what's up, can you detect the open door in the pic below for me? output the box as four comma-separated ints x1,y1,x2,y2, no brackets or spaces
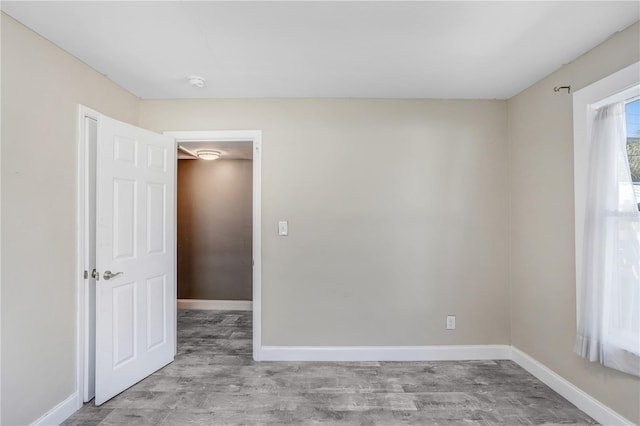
95,114,175,405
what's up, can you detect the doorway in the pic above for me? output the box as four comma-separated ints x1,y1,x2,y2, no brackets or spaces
176,141,253,311
165,131,262,361
76,113,263,407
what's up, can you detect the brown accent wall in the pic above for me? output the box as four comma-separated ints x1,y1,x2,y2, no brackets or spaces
177,159,252,300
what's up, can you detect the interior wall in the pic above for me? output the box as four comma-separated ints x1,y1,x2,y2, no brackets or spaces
507,22,640,424
177,159,253,301
0,13,140,425
140,98,510,347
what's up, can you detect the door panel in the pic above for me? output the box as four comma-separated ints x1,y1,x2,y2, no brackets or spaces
95,115,175,405
147,275,167,350
113,179,136,259
147,183,166,254
112,281,136,367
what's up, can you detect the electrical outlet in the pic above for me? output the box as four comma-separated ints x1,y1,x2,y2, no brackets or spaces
446,315,456,330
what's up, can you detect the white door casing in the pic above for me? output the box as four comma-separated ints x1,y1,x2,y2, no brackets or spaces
95,115,176,405
164,130,262,360
83,116,98,402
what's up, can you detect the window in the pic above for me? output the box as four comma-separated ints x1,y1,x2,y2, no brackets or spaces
573,63,640,377
607,98,640,356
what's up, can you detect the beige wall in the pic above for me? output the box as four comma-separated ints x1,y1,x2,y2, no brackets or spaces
177,159,253,301
0,14,140,425
507,22,640,424
140,98,511,346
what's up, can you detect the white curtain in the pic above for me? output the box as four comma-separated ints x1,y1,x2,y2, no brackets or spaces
575,102,640,377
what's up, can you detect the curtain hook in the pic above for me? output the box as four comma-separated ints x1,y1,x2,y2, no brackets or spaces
554,86,571,94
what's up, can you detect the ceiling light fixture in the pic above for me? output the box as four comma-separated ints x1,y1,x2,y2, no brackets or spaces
197,150,220,161
188,75,206,88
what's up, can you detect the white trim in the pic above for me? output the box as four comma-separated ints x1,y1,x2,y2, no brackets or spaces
75,105,100,412
31,392,79,426
164,130,263,361
163,130,260,143
511,347,633,426
572,62,640,321
177,299,252,311
259,345,511,362
0,61,2,422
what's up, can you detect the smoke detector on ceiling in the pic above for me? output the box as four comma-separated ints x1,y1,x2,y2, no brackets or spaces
188,75,206,88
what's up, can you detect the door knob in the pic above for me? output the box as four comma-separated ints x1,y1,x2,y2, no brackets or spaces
103,270,123,280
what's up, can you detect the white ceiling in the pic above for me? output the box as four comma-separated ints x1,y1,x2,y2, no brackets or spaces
2,1,638,100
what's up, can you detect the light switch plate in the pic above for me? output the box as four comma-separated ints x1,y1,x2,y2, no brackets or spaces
446,315,456,330
278,220,288,236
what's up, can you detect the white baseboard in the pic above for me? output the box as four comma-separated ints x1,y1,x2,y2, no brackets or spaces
259,345,511,362
177,299,252,311
31,392,79,426
511,347,633,426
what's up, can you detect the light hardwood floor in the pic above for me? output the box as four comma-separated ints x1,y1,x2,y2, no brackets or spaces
63,310,597,425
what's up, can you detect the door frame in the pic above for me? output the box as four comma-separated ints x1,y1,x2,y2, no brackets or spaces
76,122,264,409
75,105,100,410
166,130,262,360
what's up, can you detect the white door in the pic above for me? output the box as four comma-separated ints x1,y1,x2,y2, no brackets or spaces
95,114,175,405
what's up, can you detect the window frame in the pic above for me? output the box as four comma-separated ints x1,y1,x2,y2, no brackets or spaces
572,61,640,322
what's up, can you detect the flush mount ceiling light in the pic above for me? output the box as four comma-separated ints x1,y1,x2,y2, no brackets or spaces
197,150,220,161
188,75,206,88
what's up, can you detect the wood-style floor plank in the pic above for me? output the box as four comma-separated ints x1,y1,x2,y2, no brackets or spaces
64,310,597,425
